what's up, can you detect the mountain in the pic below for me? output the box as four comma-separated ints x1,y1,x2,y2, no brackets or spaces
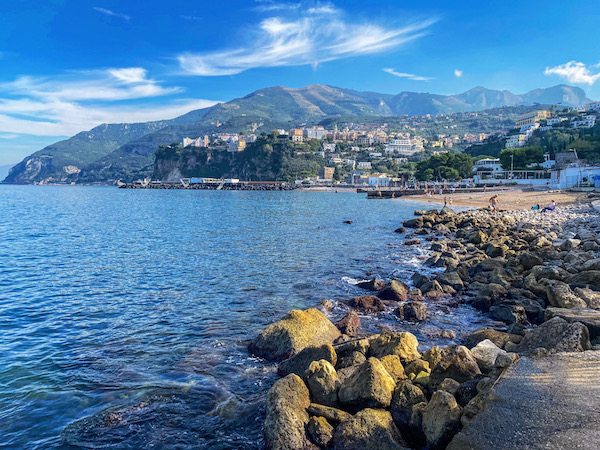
3,84,593,184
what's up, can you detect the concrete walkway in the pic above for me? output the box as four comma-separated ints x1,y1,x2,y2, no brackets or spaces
448,351,600,450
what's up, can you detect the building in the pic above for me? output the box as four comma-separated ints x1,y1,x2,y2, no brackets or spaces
368,174,390,187
519,122,539,134
322,142,336,152
474,158,503,173
290,128,304,142
572,117,596,128
227,140,246,152
585,102,600,112
505,134,528,148
357,161,372,169
319,167,335,179
515,110,550,127
305,126,326,140
384,139,421,155
551,166,600,189
357,135,375,146
182,135,209,147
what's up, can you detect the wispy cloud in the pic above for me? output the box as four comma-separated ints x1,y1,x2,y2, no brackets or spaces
383,68,433,81
0,68,218,136
0,133,20,139
545,61,600,86
254,0,302,12
93,7,130,22
454,69,463,78
179,7,436,76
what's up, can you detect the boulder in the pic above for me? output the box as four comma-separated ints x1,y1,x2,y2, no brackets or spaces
559,238,581,251
395,301,427,322
485,243,506,258
390,380,427,427
422,390,463,448
404,359,430,378
545,307,600,340
348,295,386,313
574,287,600,310
567,270,600,289
332,408,408,450
519,252,544,270
336,351,366,369
264,374,316,450
454,376,485,407
507,316,591,356
335,338,370,356
338,357,396,410
411,273,430,289
582,259,600,272
394,227,406,234
335,311,361,336
278,344,337,377
422,346,443,369
430,346,481,389
305,360,341,407
307,416,334,448
318,299,334,312
403,218,424,228
436,271,464,291
405,239,422,246
250,308,341,361
307,403,352,424
544,280,587,309
357,278,386,291
439,378,461,395
368,330,421,363
467,229,487,245
378,280,408,302
380,354,406,383
489,301,527,324
469,339,507,373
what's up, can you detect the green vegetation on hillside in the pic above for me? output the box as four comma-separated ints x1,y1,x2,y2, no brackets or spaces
415,153,473,181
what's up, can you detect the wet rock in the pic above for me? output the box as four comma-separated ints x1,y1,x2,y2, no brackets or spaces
403,218,424,228
305,360,341,407
250,308,341,361
335,311,361,336
544,279,587,308
278,344,337,377
436,271,464,291
507,316,591,356
470,339,507,373
430,345,481,389
308,403,352,424
357,278,386,292
318,299,334,312
407,288,424,302
336,350,366,369
380,354,406,382
390,380,427,428
394,227,406,234
307,416,334,448
368,330,420,363
264,374,316,450
348,295,386,313
378,280,408,302
394,301,427,322
338,357,396,410
489,301,527,324
405,239,422,246
422,390,463,448
411,273,430,289
332,408,408,450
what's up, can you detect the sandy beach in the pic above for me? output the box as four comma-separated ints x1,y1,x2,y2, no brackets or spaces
397,187,591,210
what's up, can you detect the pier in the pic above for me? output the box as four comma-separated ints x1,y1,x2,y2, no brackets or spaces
119,180,295,191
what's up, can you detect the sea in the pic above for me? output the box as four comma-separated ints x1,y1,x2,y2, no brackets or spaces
0,186,493,448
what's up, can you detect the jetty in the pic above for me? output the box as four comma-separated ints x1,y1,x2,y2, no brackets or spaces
365,186,514,199
119,180,294,191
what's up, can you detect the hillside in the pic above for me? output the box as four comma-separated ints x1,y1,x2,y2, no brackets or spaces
3,84,593,184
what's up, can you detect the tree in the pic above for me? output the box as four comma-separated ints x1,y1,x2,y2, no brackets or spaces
499,146,544,170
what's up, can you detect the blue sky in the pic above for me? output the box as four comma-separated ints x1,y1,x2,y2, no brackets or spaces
1,0,599,165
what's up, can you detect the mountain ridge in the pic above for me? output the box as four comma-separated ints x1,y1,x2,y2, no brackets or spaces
3,83,593,184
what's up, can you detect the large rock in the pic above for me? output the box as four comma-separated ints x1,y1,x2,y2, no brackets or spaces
575,287,600,310
430,345,482,389
467,229,487,245
332,408,409,450
470,339,507,373
568,270,600,289
305,360,341,407
338,357,396,410
436,271,464,291
545,307,600,340
278,344,337,377
378,280,408,302
380,354,406,382
544,280,587,309
357,278,386,292
519,252,543,270
489,301,527,324
335,311,361,336
394,301,427,322
348,295,386,313
264,374,317,450
390,380,427,427
369,330,421,363
250,308,341,361
507,316,591,356
307,403,352,424
422,390,463,448
307,416,334,447
464,328,513,349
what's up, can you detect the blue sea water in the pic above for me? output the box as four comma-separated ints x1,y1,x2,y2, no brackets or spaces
0,186,490,448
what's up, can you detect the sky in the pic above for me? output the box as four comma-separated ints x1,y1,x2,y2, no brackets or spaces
1,0,599,165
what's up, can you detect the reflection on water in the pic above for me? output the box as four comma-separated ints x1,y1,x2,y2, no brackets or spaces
0,186,490,448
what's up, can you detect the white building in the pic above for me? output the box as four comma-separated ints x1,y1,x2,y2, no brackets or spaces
547,118,567,126
519,122,539,134
369,152,383,158
551,166,600,189
305,126,326,140
506,134,528,148
585,102,600,112
474,158,503,173
572,118,596,128
323,142,336,152
384,139,413,155
357,161,372,169
368,174,390,187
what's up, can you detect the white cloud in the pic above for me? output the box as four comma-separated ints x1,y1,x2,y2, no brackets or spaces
383,68,433,81
0,68,218,136
454,69,463,78
93,7,130,22
545,61,600,86
179,10,436,76
0,133,20,139
254,1,302,12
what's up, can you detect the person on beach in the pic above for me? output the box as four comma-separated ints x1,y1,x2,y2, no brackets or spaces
532,204,540,211
449,197,453,208
541,200,556,213
444,196,448,206
483,185,487,192
489,194,499,213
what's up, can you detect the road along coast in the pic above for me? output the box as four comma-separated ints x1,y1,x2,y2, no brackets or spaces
249,200,600,449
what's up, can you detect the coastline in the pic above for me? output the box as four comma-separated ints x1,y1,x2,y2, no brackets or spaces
251,195,600,449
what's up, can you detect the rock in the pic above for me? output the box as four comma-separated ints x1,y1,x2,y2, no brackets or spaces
489,301,527,324
545,307,600,340
250,308,341,361
509,316,591,356
506,322,526,336
470,339,506,373
407,288,424,302
338,357,396,410
436,271,464,291
368,330,421,363
464,328,515,349
422,390,463,448
319,299,334,312
430,345,482,389
378,280,408,302
348,295,386,313
582,259,600,272
559,238,581,251
307,416,334,448
574,287,600,310
332,408,408,450
455,376,485,407
305,360,341,407
439,378,461,395
390,380,427,427
544,280,587,309
357,278,386,292
404,359,430,378
411,273,430,289
394,227,406,234
403,217,424,228
485,243,506,258
409,402,428,434
307,403,352,424
380,355,406,382
519,252,543,270
264,374,316,450
405,238,422,246
567,270,600,289
335,311,361,336
395,301,427,322
336,351,366,369
335,338,370,356
494,351,518,369
467,229,487,245
422,346,443,369
278,344,337,377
